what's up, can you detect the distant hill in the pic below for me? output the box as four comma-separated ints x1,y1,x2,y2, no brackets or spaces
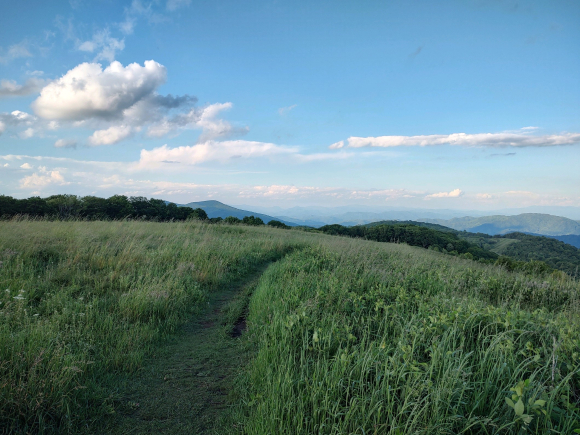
550,234,580,249
420,213,580,236
362,219,580,277
179,200,295,226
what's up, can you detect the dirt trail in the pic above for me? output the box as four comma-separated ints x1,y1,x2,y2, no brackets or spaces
102,264,270,434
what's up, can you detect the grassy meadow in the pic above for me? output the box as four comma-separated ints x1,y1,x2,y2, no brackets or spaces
0,220,308,433
230,239,580,434
1,220,579,434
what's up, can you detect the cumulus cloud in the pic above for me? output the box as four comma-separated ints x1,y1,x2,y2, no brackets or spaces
346,130,580,148
137,140,297,168
425,188,463,199
32,60,167,121
54,139,78,149
0,78,46,98
20,163,33,169
0,111,36,136
477,193,492,199
29,60,227,145
328,140,344,149
20,168,67,189
88,125,134,146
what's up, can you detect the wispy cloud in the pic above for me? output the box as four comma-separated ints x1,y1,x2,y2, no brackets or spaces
278,104,297,115
166,0,191,11
0,40,32,64
77,29,125,62
339,129,580,149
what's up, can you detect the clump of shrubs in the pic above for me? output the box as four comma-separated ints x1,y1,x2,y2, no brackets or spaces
267,220,290,229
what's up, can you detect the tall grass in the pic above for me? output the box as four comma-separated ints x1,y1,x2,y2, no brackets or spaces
3,221,579,434
0,220,307,433
233,237,580,434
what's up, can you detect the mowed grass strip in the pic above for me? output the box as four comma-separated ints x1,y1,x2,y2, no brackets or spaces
230,238,580,434
0,220,308,433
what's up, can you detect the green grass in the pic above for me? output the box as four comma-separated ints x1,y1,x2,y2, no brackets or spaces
1,221,579,434
0,220,308,433
229,238,580,434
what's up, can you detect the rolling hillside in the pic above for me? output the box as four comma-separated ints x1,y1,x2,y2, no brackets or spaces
420,213,580,236
362,219,580,277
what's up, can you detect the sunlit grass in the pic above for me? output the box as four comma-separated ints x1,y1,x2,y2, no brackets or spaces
0,220,308,433
232,239,580,434
2,220,579,434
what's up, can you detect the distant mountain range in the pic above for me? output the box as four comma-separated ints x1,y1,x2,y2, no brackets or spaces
179,200,295,226
419,213,580,237
175,200,580,250
229,204,580,227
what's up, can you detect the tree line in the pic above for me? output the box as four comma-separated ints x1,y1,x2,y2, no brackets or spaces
319,223,499,261
0,194,209,221
0,194,293,229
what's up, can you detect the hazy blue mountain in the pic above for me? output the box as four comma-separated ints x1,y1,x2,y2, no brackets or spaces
419,213,580,236
524,233,580,249
179,200,295,225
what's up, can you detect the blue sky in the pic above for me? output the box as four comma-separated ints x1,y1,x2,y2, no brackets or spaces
0,0,579,209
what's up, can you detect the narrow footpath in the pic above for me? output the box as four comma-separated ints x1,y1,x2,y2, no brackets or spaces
102,264,270,435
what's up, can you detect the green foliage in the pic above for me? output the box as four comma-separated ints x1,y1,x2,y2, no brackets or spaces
2,220,580,434
242,215,264,226
0,194,208,222
0,220,307,433
231,243,580,434
267,219,290,229
225,216,242,224
319,223,498,261
496,233,580,278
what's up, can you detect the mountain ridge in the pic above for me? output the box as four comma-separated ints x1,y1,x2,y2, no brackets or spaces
178,200,295,226
419,213,580,236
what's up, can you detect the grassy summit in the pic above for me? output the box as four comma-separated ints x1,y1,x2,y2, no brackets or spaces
1,220,579,434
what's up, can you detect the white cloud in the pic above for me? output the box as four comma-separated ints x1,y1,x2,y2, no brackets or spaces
20,163,33,169
32,60,167,121
54,139,78,149
0,78,46,98
166,0,191,11
328,140,344,149
77,29,125,62
88,125,133,146
476,193,492,199
20,169,66,189
0,110,36,131
137,140,297,168
147,102,248,141
347,130,580,148
425,188,462,199
19,128,35,139
0,110,61,138
278,104,297,115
